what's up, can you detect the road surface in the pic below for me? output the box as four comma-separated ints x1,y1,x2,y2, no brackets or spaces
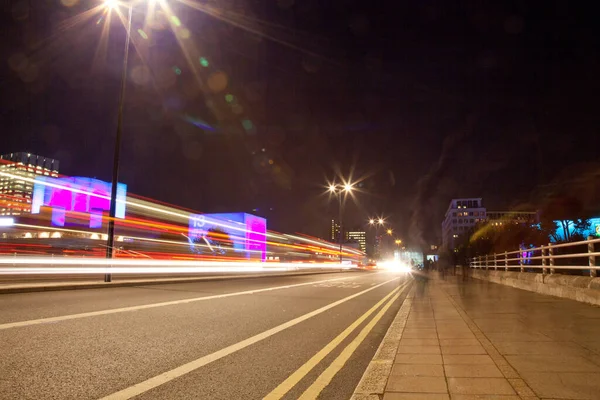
0,270,411,399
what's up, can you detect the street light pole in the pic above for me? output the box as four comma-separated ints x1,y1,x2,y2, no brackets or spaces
338,192,343,264
105,4,133,283
329,182,354,265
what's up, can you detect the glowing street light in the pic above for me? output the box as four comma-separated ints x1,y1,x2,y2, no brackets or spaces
387,229,393,235
368,216,385,259
103,0,118,9
326,179,356,264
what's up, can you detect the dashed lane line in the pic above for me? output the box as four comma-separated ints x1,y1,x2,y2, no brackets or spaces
98,277,401,400
0,275,363,331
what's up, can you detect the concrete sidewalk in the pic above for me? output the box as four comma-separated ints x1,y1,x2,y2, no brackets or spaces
353,273,600,399
0,270,345,294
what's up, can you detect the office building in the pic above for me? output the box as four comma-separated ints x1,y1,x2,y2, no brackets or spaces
0,152,59,216
330,219,340,241
346,230,367,253
442,198,540,250
487,211,538,225
442,198,486,250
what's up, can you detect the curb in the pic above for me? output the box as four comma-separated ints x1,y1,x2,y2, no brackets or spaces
350,282,414,399
0,270,348,294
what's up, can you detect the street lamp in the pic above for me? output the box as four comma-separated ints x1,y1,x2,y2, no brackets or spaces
387,228,393,235
104,0,134,282
327,181,354,264
368,216,385,259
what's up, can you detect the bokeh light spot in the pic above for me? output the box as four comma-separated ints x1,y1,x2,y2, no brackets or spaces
225,94,235,103
8,53,28,72
242,119,254,131
12,0,30,20
207,71,228,92
171,15,181,27
302,56,321,73
199,57,209,67
60,0,79,7
137,29,148,39
244,82,263,102
173,66,182,75
149,11,168,30
131,65,151,85
155,66,176,89
19,64,39,83
276,0,294,8
504,15,524,34
178,28,191,39
348,15,370,35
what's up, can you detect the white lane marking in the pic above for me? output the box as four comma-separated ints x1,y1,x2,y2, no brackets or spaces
98,277,401,400
263,281,409,399
0,275,357,331
313,281,362,289
299,285,403,399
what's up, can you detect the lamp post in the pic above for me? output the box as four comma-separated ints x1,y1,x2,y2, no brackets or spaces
104,0,134,282
328,182,354,264
368,217,385,259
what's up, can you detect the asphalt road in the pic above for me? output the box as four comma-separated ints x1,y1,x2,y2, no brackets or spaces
0,271,412,400
0,269,347,285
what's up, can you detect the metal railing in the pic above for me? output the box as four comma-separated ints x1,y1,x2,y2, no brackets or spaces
470,235,599,277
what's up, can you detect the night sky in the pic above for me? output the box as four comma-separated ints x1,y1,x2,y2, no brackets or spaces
1,0,598,247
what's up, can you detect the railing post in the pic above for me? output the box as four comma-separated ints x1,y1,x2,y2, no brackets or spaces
589,236,597,278
494,253,497,271
504,251,508,271
548,242,555,275
478,256,481,269
485,254,489,271
519,248,524,273
541,245,547,275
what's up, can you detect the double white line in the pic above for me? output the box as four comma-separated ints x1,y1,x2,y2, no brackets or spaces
100,277,408,400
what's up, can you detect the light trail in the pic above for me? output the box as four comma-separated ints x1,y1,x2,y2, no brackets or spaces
0,163,366,262
0,258,352,275
1,168,360,256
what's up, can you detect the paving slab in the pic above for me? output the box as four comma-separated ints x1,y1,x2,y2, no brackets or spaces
355,273,600,400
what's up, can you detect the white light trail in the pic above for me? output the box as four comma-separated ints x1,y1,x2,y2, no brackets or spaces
0,258,353,275
0,218,15,227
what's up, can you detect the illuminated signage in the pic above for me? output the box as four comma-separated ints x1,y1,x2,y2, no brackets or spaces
188,213,266,260
31,176,127,227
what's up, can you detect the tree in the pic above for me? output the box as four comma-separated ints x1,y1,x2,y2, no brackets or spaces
539,195,584,242
571,219,591,241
